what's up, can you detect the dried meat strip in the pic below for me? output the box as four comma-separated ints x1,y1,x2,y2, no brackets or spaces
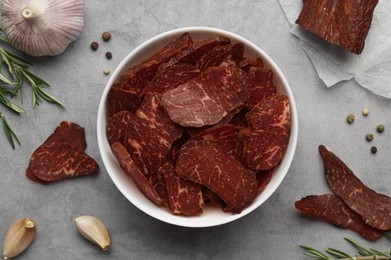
239,57,264,72
106,110,132,145
197,43,245,71
124,95,183,175
245,67,276,109
107,33,193,116
111,142,162,206
319,145,391,231
29,142,98,182
256,169,273,195
161,67,247,127
242,95,291,170
27,121,97,183
295,194,384,241
176,140,257,213
159,162,204,216
296,0,379,54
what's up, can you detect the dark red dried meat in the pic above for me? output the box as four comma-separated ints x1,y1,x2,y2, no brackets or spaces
256,169,273,195
27,121,97,183
245,67,276,109
295,194,384,241
107,33,193,116
239,57,264,72
197,43,244,71
176,140,257,213
159,162,203,215
242,95,291,170
142,63,200,99
319,145,391,231
192,124,242,158
29,142,98,182
161,67,247,127
106,110,132,145
296,0,379,54
124,95,183,175
111,142,162,206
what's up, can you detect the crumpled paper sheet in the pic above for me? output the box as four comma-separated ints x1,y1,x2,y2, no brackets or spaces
278,0,391,98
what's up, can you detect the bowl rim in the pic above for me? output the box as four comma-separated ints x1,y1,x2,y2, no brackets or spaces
97,26,298,228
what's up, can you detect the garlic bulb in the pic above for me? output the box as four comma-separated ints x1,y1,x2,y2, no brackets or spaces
74,215,111,251
1,0,84,56
2,218,36,259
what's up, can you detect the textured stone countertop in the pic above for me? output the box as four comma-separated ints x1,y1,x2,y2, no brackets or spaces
1,0,391,259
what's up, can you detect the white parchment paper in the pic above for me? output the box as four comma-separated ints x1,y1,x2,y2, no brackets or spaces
278,0,391,98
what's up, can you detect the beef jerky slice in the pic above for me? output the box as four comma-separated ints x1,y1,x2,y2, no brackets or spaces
176,140,257,213
159,162,203,215
239,57,264,72
296,194,383,241
29,142,98,182
319,145,391,231
142,63,200,99
197,43,245,71
107,33,193,116
27,121,97,183
242,95,291,170
256,169,273,195
106,110,132,145
296,0,379,54
245,67,276,109
161,66,247,127
111,142,162,206
192,124,242,158
124,95,183,175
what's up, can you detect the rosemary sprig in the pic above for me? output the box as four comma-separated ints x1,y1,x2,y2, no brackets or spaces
0,31,64,148
301,237,391,260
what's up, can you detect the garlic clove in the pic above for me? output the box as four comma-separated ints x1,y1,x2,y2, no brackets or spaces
1,0,84,57
3,218,36,259
74,215,110,251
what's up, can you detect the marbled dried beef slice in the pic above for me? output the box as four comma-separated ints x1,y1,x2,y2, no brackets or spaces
106,110,133,145
319,145,391,231
296,0,379,54
29,142,98,182
239,57,264,72
256,169,273,195
176,140,257,213
161,66,247,127
242,95,291,170
111,142,162,206
197,42,245,71
124,95,183,175
159,162,203,216
295,194,384,241
107,33,193,116
245,67,276,109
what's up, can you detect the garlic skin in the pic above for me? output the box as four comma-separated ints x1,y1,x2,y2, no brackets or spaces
2,218,36,259
74,215,111,252
1,0,84,57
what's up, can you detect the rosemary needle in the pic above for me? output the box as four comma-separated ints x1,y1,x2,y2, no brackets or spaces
0,30,64,148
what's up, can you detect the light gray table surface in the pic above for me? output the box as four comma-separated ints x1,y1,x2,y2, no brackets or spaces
1,0,391,259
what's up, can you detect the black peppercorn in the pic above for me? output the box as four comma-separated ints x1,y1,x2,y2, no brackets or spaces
90,41,99,50
102,32,111,42
105,52,112,59
371,146,377,154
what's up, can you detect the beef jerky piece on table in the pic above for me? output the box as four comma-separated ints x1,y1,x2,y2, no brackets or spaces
296,0,379,54
197,43,245,71
159,162,204,215
27,121,98,183
161,67,247,127
295,194,383,241
245,67,276,109
124,95,183,175
107,33,193,116
142,63,200,99
319,145,391,231
106,110,132,145
111,142,162,206
242,95,291,170
176,140,257,213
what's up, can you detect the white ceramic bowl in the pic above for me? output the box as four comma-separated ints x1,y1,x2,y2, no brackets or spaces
97,27,298,228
